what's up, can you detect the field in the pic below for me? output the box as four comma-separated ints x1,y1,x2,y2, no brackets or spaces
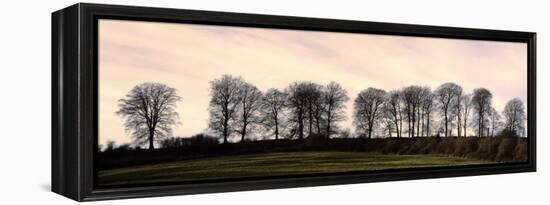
98,151,488,186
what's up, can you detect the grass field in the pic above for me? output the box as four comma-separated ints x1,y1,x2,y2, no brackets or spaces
98,151,490,186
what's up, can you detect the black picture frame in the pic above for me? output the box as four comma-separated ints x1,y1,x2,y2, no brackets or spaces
52,3,536,201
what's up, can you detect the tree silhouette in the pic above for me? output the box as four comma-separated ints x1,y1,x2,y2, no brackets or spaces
420,87,435,137
260,89,288,140
285,82,310,139
472,88,493,137
354,88,386,139
435,83,462,136
384,90,404,137
322,82,349,137
453,93,464,137
402,86,423,137
208,75,244,143
304,82,323,136
234,81,263,142
116,82,181,150
503,98,525,136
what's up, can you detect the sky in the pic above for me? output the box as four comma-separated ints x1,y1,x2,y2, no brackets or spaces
98,19,527,146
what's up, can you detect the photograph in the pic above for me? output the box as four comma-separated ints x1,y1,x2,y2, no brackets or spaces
97,19,528,188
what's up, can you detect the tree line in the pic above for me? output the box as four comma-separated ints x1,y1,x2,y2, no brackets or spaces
115,76,526,150
207,75,350,143
353,84,525,139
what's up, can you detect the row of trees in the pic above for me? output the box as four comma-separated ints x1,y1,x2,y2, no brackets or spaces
116,76,526,149
352,83,526,139
208,75,349,143
207,75,526,143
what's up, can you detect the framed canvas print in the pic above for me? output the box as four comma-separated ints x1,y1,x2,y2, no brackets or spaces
52,3,536,201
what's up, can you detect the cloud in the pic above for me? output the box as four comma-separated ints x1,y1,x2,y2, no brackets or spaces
98,19,527,145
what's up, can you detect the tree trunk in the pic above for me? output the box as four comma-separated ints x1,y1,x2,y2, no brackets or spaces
275,119,279,140
408,113,411,138
481,113,484,137
326,117,331,138
478,115,482,137
298,111,304,139
394,119,400,138
411,107,416,137
148,129,155,150
420,109,426,136
416,107,420,137
444,110,448,137
368,118,373,139
316,118,321,135
223,117,229,143
427,112,430,137
457,111,461,137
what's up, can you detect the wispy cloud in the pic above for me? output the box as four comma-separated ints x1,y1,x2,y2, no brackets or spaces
99,19,527,145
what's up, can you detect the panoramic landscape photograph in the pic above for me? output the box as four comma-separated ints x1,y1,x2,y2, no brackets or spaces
97,19,528,187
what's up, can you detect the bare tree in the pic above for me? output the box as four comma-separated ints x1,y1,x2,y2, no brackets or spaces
285,82,310,139
435,83,462,137
260,88,287,140
461,94,472,137
208,75,244,143
322,82,349,138
234,82,263,142
354,88,387,139
384,90,403,137
453,91,464,137
471,88,493,137
304,82,324,136
420,87,435,137
116,82,181,150
402,86,422,137
503,98,526,136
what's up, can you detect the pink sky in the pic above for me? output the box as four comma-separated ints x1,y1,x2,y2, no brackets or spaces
99,19,527,146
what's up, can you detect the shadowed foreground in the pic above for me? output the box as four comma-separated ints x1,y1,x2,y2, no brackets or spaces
98,151,488,186
98,137,527,171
